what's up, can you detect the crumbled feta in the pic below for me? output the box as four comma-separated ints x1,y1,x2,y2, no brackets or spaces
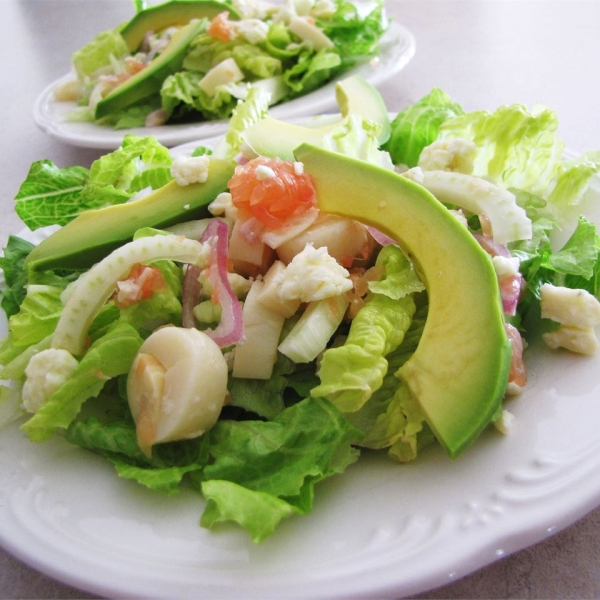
274,243,353,302
170,155,210,186
492,255,520,278
208,192,239,223
233,18,270,44
450,209,468,228
543,326,599,355
22,349,79,413
402,166,424,185
494,409,515,435
232,0,275,20
293,161,304,175
418,138,477,174
256,165,277,180
540,283,600,328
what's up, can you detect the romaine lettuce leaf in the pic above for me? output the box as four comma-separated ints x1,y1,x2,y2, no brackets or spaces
319,0,387,66
13,135,173,230
311,246,418,412
322,113,393,169
439,104,565,196
0,236,35,317
161,71,246,120
341,301,429,461
201,480,300,543
283,48,341,95
66,417,210,495
382,88,464,167
14,161,90,229
72,28,129,80
22,321,143,442
200,397,361,529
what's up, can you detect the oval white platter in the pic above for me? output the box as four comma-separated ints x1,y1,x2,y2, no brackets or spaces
1,154,600,599
32,22,414,150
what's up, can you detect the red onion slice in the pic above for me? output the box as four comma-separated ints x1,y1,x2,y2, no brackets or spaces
200,219,245,347
366,226,396,247
181,264,202,328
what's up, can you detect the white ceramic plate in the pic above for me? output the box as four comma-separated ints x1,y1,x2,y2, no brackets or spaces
1,157,600,599
32,22,414,150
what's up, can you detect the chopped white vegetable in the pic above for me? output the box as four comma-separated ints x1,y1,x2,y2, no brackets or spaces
232,280,286,379
288,16,334,50
419,170,533,244
199,58,244,96
278,294,348,363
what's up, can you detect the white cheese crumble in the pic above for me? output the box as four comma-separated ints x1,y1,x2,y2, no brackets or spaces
540,283,600,328
494,409,515,435
540,283,600,355
274,243,353,302
256,165,277,180
22,348,79,413
208,191,239,225
233,18,270,44
170,155,210,186
492,255,520,278
543,326,599,355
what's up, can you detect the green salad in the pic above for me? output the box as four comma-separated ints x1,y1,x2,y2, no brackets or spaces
2,76,600,542
55,0,389,128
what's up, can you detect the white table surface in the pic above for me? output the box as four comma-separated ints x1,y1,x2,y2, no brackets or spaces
1,1,600,598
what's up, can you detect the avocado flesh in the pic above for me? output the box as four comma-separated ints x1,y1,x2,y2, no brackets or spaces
25,158,235,271
120,0,238,53
94,19,204,120
295,144,511,458
241,76,391,161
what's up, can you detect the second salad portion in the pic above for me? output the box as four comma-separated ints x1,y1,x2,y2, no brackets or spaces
2,75,600,542
54,0,389,129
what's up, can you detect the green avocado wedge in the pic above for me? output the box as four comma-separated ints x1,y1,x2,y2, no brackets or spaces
119,0,238,53
95,18,205,120
241,76,391,161
25,158,235,271
295,144,511,458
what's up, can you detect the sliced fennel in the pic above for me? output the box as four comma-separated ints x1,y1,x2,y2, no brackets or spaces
52,235,210,355
278,294,348,363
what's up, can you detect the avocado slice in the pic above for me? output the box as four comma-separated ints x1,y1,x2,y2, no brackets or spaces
119,0,238,53
94,18,205,120
25,158,235,271
295,144,511,458
241,76,391,161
